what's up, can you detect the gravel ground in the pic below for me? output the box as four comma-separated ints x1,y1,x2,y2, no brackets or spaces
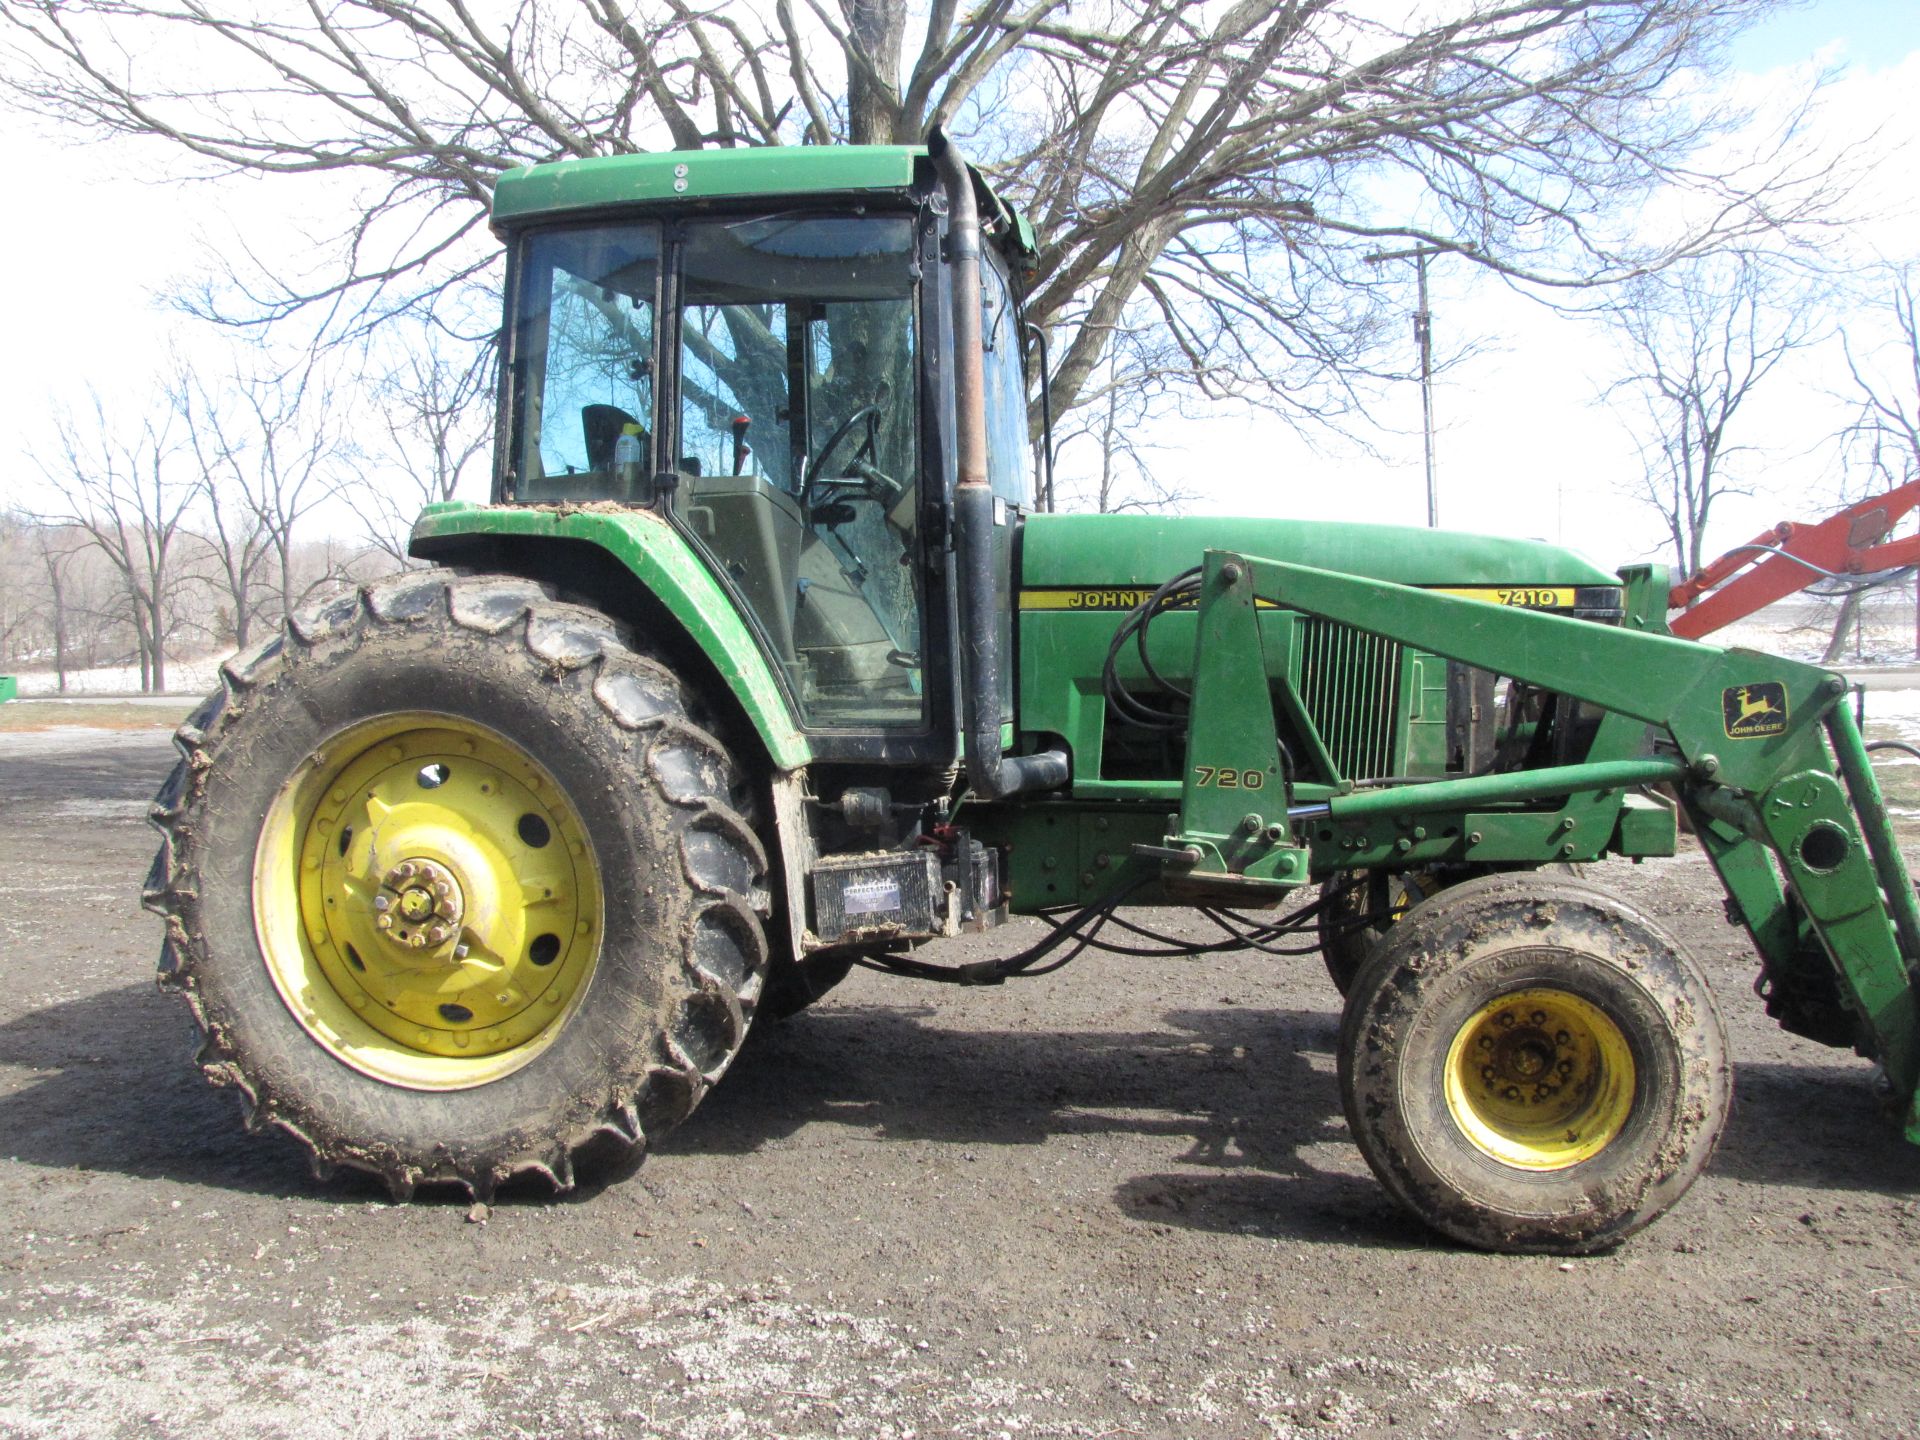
3,724,1920,1440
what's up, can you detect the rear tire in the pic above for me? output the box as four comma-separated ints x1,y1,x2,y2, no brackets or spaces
144,570,770,1198
761,950,857,1020
1337,872,1729,1253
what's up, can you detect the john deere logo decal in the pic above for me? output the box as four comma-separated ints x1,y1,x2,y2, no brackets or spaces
1722,682,1788,739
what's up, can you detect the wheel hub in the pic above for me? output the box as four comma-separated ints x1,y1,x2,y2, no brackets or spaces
374,857,466,955
1476,1008,1579,1105
1443,986,1636,1171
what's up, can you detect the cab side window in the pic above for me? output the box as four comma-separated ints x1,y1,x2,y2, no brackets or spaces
980,256,1031,508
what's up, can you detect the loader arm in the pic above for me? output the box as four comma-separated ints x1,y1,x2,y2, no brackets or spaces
1163,550,1920,1138
1668,478,1920,639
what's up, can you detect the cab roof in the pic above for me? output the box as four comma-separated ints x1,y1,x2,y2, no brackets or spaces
490,144,1038,261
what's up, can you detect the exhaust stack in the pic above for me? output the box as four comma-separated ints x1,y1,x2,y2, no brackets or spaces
927,128,1069,800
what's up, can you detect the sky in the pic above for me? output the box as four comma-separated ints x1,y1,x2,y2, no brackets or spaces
1189,2,1920,573
2,1,1918,578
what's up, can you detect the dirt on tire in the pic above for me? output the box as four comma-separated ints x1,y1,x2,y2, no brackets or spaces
3,723,1920,1439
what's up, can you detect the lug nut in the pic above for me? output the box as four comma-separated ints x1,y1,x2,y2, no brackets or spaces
375,914,392,931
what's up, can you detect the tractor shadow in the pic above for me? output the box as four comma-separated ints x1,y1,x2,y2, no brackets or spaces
5,982,1914,1227
0,983,336,1201
695,999,1422,1248
1710,1058,1920,1194
693,996,1920,1235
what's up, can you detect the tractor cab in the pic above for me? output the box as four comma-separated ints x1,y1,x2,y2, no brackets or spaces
495,146,1035,759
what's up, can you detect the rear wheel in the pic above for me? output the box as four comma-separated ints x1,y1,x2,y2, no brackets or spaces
761,950,857,1020
145,571,770,1198
1336,872,1729,1253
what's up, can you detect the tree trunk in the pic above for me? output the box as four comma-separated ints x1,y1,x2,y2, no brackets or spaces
41,548,69,693
147,590,167,693
133,603,151,693
1821,591,1864,664
845,0,907,144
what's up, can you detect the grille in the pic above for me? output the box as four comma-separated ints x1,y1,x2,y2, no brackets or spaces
1292,618,1403,781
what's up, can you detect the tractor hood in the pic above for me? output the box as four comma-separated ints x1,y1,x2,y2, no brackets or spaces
1020,513,1617,591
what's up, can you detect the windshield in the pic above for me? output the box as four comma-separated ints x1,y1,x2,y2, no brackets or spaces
510,224,658,501
674,215,924,730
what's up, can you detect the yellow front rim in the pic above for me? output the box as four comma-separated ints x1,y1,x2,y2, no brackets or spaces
1443,988,1636,1171
254,713,603,1091
1384,871,1438,925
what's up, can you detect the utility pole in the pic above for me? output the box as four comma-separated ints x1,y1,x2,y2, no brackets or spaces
1366,245,1445,528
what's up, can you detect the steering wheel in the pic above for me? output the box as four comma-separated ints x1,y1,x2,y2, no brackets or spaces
802,402,903,511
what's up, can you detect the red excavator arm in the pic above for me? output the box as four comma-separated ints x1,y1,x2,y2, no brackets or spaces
1668,479,1920,640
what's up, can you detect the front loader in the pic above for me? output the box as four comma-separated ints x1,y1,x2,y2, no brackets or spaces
146,133,1920,1254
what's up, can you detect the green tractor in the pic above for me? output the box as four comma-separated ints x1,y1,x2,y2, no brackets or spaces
146,134,1920,1254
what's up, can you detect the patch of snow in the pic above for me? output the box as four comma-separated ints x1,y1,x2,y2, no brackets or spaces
10,654,230,698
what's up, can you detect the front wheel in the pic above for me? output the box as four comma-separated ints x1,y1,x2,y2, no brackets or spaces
1319,862,1583,997
145,570,770,1198
1337,872,1729,1253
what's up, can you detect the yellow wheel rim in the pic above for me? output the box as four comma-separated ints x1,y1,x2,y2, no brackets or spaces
253,712,603,1091
1443,988,1636,1171
1385,871,1438,924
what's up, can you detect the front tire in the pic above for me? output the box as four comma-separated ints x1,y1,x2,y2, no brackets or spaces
144,570,770,1198
1337,872,1729,1253
1319,862,1583,997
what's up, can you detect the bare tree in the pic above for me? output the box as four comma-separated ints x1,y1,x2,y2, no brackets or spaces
1605,256,1820,581
1,1,1847,444
175,371,273,650
1839,263,1920,486
1050,351,1195,514
174,354,351,629
32,523,95,690
356,325,495,563
1784,431,1917,662
0,514,97,685
33,393,196,691
0,511,32,667
1803,266,1920,660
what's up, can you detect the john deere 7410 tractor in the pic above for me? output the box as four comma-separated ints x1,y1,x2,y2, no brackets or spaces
147,134,1920,1254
